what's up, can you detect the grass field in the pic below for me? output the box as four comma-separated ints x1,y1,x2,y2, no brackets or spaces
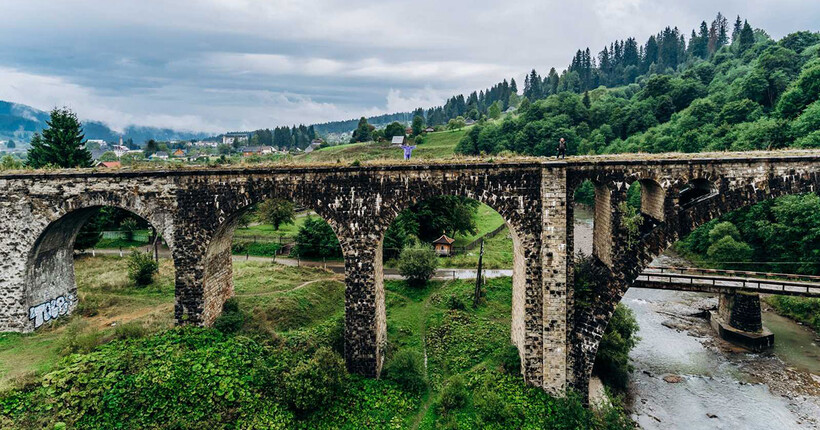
0,257,340,390
0,255,630,428
297,128,467,163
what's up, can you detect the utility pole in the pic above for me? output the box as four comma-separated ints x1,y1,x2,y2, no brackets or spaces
473,239,484,308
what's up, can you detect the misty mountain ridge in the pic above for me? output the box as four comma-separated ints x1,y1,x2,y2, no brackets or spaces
0,100,212,145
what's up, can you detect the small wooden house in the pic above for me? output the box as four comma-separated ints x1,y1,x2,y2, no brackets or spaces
432,234,455,256
172,149,186,157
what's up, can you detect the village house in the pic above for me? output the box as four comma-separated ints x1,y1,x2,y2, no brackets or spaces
432,234,455,256
304,139,324,154
151,151,169,160
240,146,273,156
424,126,435,133
222,132,250,145
172,149,186,158
93,160,121,168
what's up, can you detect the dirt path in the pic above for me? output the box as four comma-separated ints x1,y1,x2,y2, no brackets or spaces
234,277,343,297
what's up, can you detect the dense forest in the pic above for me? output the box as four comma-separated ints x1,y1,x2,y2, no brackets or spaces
245,124,317,150
457,17,820,156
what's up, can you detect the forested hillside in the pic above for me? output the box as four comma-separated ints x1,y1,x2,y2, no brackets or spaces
457,16,820,156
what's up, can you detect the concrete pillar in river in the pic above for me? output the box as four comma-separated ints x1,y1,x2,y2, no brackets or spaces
710,292,774,351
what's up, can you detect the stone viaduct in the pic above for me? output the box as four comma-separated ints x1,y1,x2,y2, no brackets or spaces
1,151,818,397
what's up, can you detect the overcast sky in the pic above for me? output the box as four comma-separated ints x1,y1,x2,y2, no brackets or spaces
0,0,817,133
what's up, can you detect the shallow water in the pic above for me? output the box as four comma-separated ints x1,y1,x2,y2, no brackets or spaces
763,310,820,375
572,210,820,429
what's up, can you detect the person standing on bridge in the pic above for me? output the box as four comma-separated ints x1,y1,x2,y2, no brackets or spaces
557,137,567,159
400,143,416,160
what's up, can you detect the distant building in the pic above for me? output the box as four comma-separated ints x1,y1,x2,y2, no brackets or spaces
111,145,130,157
504,106,517,114
192,140,218,148
240,146,273,156
391,135,406,145
222,132,250,145
304,140,323,154
405,127,413,135
95,161,121,169
464,119,476,126
151,151,169,160
424,127,435,133
432,234,455,256
172,149,186,157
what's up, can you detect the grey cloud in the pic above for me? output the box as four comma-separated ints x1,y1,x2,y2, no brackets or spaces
0,0,817,132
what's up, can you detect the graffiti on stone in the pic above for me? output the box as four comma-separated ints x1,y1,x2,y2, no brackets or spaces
28,294,76,329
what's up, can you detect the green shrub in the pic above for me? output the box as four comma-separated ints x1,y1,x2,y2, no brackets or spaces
474,384,522,425
438,375,468,412
708,221,741,243
75,296,100,317
58,320,104,356
444,294,466,311
283,347,346,412
114,322,148,340
397,243,438,287
213,298,248,334
707,235,753,264
593,304,640,391
127,251,158,287
383,349,427,393
498,344,521,376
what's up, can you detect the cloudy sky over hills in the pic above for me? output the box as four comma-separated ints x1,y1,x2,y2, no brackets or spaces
0,0,818,133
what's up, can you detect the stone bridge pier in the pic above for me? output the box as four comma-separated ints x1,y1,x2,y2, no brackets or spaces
1,152,819,400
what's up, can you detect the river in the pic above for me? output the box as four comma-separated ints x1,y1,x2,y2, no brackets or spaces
574,207,820,429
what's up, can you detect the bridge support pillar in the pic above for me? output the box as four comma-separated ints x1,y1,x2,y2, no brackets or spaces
710,292,773,351
541,167,572,395
342,239,386,378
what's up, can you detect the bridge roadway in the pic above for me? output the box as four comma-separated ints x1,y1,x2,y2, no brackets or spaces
632,266,820,297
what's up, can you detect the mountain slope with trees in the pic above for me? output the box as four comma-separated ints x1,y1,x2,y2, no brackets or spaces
457,17,820,156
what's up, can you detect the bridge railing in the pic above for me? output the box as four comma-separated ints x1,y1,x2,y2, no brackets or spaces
634,271,820,297
645,266,820,283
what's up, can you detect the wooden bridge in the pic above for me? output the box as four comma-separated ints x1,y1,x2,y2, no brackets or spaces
633,266,820,297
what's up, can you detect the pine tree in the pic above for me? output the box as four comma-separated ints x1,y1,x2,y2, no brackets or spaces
582,91,591,108
732,15,743,42
739,20,755,53
27,107,92,168
715,12,729,47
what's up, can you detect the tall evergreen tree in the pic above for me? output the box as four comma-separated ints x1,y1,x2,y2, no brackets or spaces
739,20,755,53
27,107,92,168
732,15,743,42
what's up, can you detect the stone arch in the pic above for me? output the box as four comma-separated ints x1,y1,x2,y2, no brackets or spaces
23,200,173,332
377,178,543,385
192,179,348,327
571,169,820,396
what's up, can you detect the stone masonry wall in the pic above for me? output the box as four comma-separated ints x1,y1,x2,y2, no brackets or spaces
1,153,818,397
